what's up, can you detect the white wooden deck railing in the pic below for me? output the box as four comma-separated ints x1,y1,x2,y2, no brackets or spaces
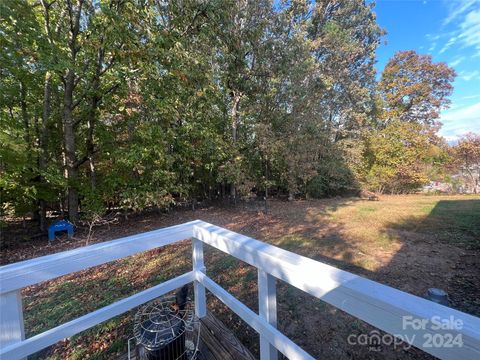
1,220,479,360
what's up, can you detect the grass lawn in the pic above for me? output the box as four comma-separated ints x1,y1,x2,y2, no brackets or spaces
2,194,479,359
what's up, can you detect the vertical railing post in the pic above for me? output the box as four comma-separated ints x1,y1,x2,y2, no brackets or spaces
0,290,25,352
258,269,278,360
192,238,207,318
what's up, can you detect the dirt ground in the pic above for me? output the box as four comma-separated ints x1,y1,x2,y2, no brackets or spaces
1,195,479,359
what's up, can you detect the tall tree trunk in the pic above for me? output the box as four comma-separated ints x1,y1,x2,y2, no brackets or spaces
264,159,268,213
20,81,40,223
61,0,84,222
20,82,30,146
87,99,97,191
86,42,105,192
230,92,241,203
63,69,79,222
38,71,52,231
38,0,61,230
231,92,241,143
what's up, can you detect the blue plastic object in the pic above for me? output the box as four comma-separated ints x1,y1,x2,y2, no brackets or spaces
48,220,74,241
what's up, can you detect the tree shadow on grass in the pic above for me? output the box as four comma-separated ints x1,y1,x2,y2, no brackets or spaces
378,199,480,318
386,199,480,249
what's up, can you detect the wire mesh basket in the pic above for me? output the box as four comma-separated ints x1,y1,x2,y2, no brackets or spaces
129,295,200,360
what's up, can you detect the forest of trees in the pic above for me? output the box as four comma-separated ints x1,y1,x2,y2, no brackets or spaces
0,0,474,229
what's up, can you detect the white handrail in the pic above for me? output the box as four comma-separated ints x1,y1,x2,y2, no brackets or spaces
0,220,201,293
193,222,480,360
0,272,194,359
0,220,479,360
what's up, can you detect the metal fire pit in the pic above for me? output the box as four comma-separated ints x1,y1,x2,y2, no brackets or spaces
129,296,200,360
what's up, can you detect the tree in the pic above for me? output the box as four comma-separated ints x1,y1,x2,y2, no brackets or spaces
248,0,383,199
309,0,384,140
453,133,480,193
359,50,457,193
31,0,145,222
0,0,53,223
363,121,438,193
5,0,446,234
215,0,272,202
379,50,455,126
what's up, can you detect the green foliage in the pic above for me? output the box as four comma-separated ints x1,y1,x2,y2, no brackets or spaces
306,141,359,198
0,0,458,226
308,163,357,199
360,49,456,194
363,121,437,193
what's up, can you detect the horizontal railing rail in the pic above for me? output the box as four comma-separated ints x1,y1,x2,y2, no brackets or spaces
0,220,201,293
0,220,479,360
193,222,480,360
0,272,194,359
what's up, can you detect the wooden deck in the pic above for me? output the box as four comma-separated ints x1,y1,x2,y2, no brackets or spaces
118,312,255,360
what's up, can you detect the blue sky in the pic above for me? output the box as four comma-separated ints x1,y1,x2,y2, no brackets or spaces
373,0,480,142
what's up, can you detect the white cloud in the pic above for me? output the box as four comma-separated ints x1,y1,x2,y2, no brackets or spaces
443,0,479,25
449,56,465,66
458,9,480,53
426,33,440,41
458,70,480,81
439,1,480,56
462,94,480,100
442,102,480,122
439,101,480,140
439,36,458,54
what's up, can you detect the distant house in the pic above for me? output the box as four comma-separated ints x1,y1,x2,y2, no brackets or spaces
422,181,451,193
423,167,480,194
